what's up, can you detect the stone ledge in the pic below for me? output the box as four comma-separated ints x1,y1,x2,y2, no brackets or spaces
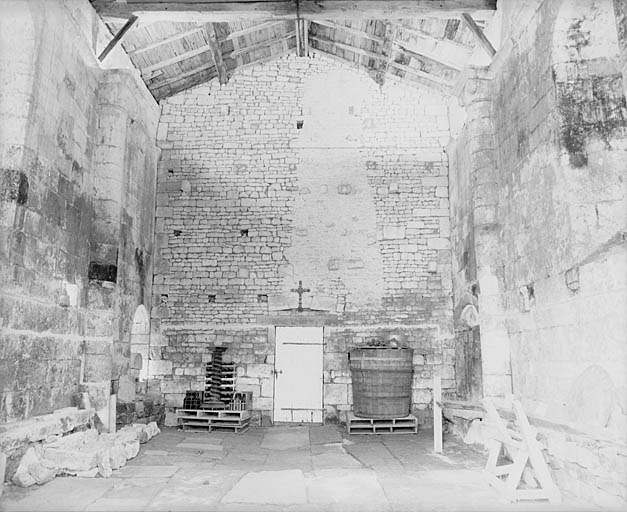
0,407,94,453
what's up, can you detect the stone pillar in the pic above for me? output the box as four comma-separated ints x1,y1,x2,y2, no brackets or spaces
456,68,512,399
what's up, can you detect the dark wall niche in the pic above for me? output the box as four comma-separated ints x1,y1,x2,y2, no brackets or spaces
88,261,118,283
556,71,627,168
239,229,249,237
257,294,268,303
296,120,304,129
135,248,146,303
173,230,182,237
17,172,29,205
208,295,216,303
0,169,29,204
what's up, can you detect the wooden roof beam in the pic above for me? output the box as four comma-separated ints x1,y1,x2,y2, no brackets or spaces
204,23,229,84
224,21,287,41
228,32,296,59
460,12,496,58
92,1,497,22
99,15,138,62
141,43,213,76
371,21,397,86
128,27,204,56
312,20,384,43
394,41,461,72
310,35,452,88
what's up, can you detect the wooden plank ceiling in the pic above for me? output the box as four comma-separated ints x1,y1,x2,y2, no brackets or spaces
91,1,496,100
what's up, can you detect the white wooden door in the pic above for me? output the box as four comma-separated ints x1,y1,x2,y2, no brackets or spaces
273,326,324,423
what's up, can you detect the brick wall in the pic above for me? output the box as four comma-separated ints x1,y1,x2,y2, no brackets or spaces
0,0,160,426
153,54,454,424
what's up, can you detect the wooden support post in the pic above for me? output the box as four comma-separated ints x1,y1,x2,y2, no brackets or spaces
303,20,310,57
433,372,443,453
461,12,496,58
204,23,229,85
295,19,303,56
98,14,138,62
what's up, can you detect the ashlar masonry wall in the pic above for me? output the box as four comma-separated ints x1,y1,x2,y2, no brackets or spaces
153,54,454,425
449,0,627,506
0,0,160,428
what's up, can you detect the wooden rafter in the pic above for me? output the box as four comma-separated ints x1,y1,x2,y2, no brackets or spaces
152,62,216,91
394,41,461,72
460,12,496,58
310,34,451,88
224,21,286,41
99,15,138,61
92,1,497,22
312,20,383,43
141,43,213,75
229,32,296,59
128,27,204,55
396,24,474,62
204,23,229,84
372,21,397,86
311,20,465,74
394,41,461,71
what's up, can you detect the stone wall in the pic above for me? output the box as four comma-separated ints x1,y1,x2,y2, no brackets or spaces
0,0,160,427
153,54,455,424
449,0,627,505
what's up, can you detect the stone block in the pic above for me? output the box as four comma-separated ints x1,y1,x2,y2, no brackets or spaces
427,238,450,250
253,397,273,411
383,225,406,240
246,364,272,379
260,378,273,398
117,375,136,403
149,360,173,375
324,384,348,405
413,389,432,404
160,380,190,394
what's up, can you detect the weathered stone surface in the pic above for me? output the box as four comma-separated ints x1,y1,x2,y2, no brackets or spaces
0,407,94,453
221,469,307,505
0,0,160,432
153,54,454,423
0,451,6,491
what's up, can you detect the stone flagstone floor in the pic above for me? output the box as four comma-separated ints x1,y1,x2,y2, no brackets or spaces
0,425,599,512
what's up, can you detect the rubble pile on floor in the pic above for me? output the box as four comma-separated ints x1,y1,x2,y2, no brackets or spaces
11,422,160,487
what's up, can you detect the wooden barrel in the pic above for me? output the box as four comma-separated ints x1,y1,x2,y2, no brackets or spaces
349,348,414,418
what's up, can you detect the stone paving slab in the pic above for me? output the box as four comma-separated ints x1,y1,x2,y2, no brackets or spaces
306,468,390,512
309,425,342,445
176,442,224,451
311,451,362,470
84,497,149,511
142,449,169,456
183,436,223,445
264,451,314,471
0,426,597,512
102,478,169,500
112,465,180,479
147,468,245,511
221,469,307,505
260,427,310,451
0,477,115,511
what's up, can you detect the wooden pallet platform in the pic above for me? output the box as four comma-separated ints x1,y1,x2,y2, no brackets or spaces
346,412,418,434
181,421,251,433
177,408,251,433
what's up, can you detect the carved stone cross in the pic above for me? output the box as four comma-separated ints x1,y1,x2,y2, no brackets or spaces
290,280,310,312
